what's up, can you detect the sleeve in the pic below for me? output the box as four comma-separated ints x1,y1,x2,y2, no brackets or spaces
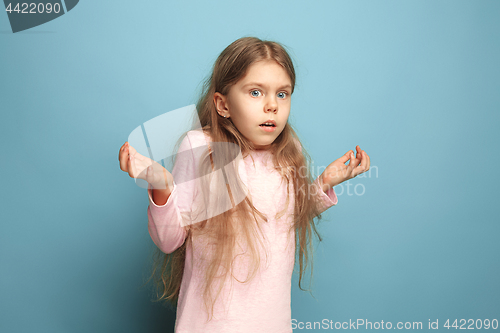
146,131,206,254
313,175,338,215
147,183,185,254
294,136,338,215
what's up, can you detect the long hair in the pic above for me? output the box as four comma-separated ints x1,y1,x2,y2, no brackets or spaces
144,36,327,321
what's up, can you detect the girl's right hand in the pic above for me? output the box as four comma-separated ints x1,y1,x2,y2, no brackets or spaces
118,142,173,190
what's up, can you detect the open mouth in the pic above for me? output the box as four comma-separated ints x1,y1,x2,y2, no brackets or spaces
259,121,277,132
259,120,277,127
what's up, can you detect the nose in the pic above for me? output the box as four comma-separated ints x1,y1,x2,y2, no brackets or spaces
265,96,278,113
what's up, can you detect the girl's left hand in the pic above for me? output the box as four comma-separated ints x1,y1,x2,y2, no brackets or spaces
320,145,370,191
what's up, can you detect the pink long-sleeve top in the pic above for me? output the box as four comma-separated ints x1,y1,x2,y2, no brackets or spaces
147,129,338,333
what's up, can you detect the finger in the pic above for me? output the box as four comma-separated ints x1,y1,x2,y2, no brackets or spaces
355,146,363,165
356,145,362,159
353,164,365,177
350,149,361,167
119,146,130,171
338,150,353,165
128,145,138,156
353,151,370,177
353,146,362,167
359,150,368,172
120,141,129,151
347,151,357,169
127,152,137,179
364,151,370,170
132,147,152,167
126,145,139,173
345,152,357,178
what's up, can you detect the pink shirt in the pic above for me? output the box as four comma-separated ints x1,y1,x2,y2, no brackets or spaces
147,130,338,333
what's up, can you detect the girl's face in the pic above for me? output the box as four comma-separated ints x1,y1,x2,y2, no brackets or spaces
214,60,292,150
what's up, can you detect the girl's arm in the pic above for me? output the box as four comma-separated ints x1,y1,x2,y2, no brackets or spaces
147,183,186,254
313,174,338,215
294,138,339,214
147,131,203,254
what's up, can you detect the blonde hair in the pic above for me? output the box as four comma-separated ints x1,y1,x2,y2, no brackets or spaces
144,36,327,321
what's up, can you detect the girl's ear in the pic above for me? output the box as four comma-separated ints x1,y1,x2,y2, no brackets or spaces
214,92,230,118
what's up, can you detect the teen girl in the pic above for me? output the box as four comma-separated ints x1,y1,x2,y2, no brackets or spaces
118,36,370,333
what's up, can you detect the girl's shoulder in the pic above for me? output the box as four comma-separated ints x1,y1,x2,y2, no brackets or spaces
182,129,213,149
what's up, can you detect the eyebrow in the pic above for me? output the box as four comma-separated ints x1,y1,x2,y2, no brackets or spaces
241,82,292,90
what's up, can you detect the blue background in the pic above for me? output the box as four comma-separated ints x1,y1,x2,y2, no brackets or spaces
1,1,499,332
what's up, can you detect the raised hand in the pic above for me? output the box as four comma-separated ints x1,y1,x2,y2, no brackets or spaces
118,142,173,190
320,145,370,191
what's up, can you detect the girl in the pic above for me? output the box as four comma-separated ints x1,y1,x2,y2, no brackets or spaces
118,37,370,333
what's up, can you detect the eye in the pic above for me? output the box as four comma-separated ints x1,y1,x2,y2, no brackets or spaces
277,92,288,99
250,90,262,97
